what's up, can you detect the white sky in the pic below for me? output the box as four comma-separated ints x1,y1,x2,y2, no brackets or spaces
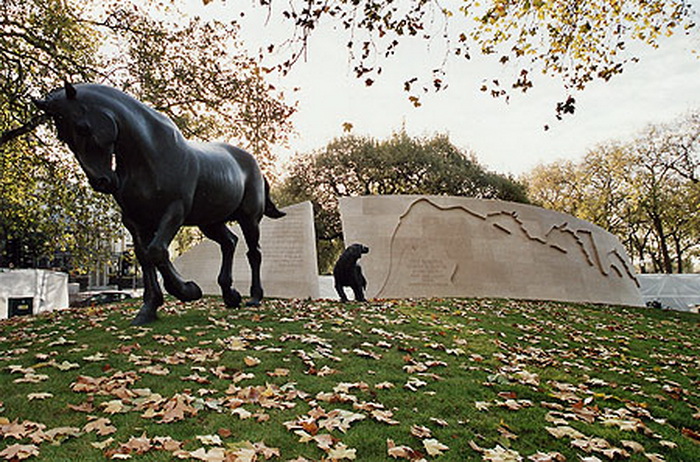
184,0,700,176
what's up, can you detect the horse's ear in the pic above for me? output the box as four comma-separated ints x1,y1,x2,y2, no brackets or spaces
64,81,77,100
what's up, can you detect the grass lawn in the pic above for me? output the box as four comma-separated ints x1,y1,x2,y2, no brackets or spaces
0,296,698,461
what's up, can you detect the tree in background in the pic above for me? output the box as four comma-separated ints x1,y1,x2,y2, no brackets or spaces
525,112,700,273
0,0,294,272
276,131,528,272
633,119,700,272
111,8,295,172
0,0,118,270
243,0,694,118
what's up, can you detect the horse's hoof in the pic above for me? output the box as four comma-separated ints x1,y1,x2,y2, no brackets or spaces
224,289,241,308
131,311,158,326
181,281,202,302
247,288,263,307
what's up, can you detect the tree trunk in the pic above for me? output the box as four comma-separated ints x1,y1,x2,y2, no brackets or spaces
651,213,673,273
673,232,684,273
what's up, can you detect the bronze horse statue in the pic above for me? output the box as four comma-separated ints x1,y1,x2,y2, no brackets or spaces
34,82,285,325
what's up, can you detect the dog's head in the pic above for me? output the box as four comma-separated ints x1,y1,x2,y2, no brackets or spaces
347,243,370,259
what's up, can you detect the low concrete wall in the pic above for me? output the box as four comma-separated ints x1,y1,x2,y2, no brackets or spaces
0,269,69,319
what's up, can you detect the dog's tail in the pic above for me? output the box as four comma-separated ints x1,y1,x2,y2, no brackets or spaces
263,177,286,219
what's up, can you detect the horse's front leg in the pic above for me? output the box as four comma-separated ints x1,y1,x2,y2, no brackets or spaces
132,255,163,326
123,219,163,326
147,202,202,302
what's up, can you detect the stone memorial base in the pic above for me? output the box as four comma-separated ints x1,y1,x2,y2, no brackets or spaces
339,195,643,307
174,201,319,299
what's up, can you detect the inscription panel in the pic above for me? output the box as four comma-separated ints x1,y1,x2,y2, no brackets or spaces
175,201,319,299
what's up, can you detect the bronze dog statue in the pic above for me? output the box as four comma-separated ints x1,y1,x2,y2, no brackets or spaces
333,243,369,302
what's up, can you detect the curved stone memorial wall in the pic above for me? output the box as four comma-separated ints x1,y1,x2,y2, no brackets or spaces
339,195,643,307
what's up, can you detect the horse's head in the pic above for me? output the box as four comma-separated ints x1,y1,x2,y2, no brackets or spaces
34,82,119,194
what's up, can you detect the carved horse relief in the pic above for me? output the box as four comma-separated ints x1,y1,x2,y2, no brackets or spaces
35,82,285,325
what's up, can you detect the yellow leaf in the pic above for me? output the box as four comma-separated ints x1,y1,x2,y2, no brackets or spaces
243,356,261,367
328,443,356,460
101,400,130,414
91,437,115,449
423,438,449,456
266,368,289,377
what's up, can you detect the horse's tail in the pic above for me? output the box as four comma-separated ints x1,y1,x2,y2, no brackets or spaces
263,177,286,219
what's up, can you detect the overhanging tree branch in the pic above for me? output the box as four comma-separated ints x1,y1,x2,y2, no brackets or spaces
0,114,50,147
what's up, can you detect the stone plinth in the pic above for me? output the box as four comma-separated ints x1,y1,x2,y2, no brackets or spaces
174,201,319,299
339,195,643,307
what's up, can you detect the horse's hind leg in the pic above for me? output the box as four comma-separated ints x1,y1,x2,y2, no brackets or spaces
238,217,264,306
200,223,242,308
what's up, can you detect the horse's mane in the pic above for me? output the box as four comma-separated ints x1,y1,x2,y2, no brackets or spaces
68,84,186,145
49,83,179,131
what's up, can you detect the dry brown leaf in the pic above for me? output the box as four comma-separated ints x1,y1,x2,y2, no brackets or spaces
545,426,586,440
83,417,117,436
0,443,40,460
475,401,491,411
620,440,644,453
68,401,95,413
232,407,253,420
498,425,518,440
571,437,610,453
101,400,130,414
91,437,115,449
139,365,170,376
372,409,400,425
217,428,232,438
375,381,395,390
266,368,289,377
188,447,225,461
0,420,46,440
251,441,280,459
159,394,197,423
682,427,700,443
410,425,432,438
605,447,631,458
527,452,566,462
482,445,522,461
196,434,222,445
387,439,423,460
243,356,261,367
429,418,448,428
